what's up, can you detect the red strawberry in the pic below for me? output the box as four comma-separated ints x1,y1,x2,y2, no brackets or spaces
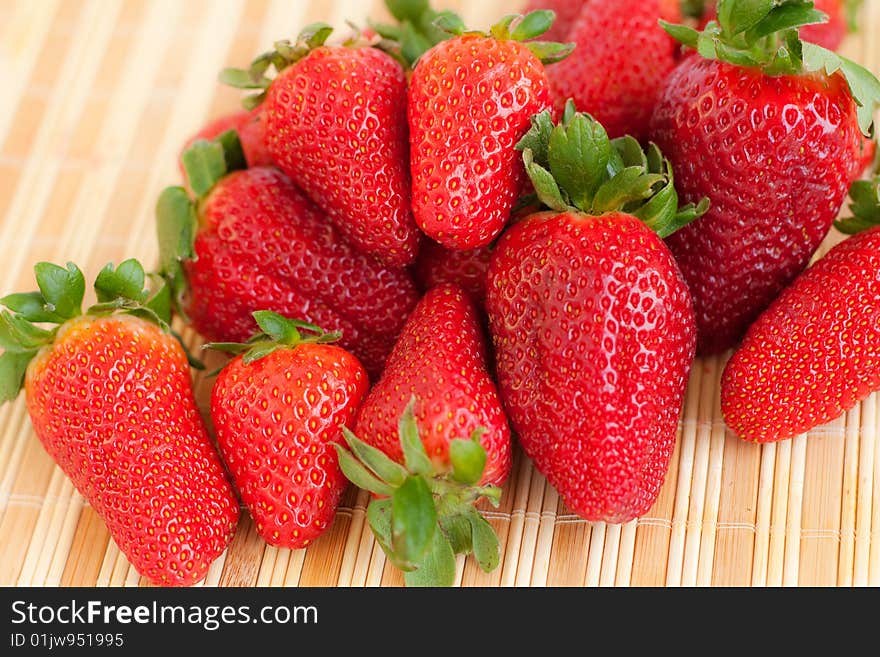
487,107,701,523
546,0,683,141
0,260,239,586
649,2,879,354
721,178,880,443
413,240,493,305
209,312,369,548
407,12,571,250
336,284,511,585
181,107,272,169
353,284,511,487
222,25,421,267
157,133,420,377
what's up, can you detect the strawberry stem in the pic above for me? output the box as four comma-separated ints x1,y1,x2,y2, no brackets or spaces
516,101,708,237
334,398,502,586
204,311,342,365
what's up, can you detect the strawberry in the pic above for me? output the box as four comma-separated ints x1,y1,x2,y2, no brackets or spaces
0,260,239,586
407,12,571,250
546,0,683,141
181,107,272,170
721,176,880,443
486,106,702,523
413,240,493,306
854,132,877,180
157,132,420,377
221,24,421,267
353,284,511,487
209,312,369,548
335,285,511,585
649,0,880,354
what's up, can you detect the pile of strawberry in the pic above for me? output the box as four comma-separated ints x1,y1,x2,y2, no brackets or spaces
2,0,880,587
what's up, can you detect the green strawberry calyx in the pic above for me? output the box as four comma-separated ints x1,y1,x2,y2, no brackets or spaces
369,0,464,67
662,0,880,135
156,130,247,322
334,398,502,587
204,311,342,365
0,259,176,404
219,23,335,110
517,101,709,238
835,174,880,234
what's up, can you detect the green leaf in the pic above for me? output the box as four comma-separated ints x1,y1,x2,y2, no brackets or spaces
217,67,270,90
524,41,575,65
367,498,415,572
334,443,396,497
836,176,880,233
0,292,63,324
523,150,569,212
516,109,555,165
252,310,301,343
34,262,84,321
341,428,408,487
748,5,827,40
0,311,53,352
391,475,437,565
548,112,611,210
432,12,466,35
403,525,456,587
0,350,36,404
449,431,487,485
803,43,880,135
464,508,500,574
155,185,198,310
438,513,472,554
143,276,172,325
717,0,774,37
240,343,281,365
385,0,429,23
398,398,432,475
592,167,665,214
510,10,555,41
399,20,434,66
215,129,247,174
93,259,147,304
181,139,228,199
660,20,701,49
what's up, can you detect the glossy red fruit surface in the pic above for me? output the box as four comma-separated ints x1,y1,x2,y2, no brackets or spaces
650,57,860,354
212,343,368,548
486,211,695,523
547,0,682,141
264,46,420,267
25,315,240,587
408,35,553,250
354,284,512,487
721,226,880,443
183,167,420,377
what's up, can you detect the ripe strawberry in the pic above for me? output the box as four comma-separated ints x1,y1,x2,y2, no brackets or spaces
407,12,571,250
209,312,368,548
649,1,880,354
353,284,511,486
157,132,420,377
486,106,702,523
721,177,880,443
546,0,683,141
181,107,272,170
413,240,493,305
222,24,420,267
0,260,239,586
336,284,511,585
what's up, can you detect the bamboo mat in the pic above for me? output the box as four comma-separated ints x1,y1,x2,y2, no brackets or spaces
0,0,878,589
